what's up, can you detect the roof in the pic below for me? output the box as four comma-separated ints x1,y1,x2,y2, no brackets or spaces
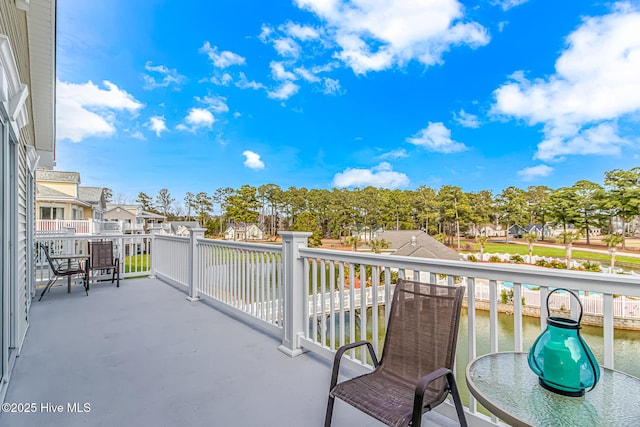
170,221,200,233
26,0,56,167
226,223,263,231
375,230,462,261
35,184,92,207
78,187,104,203
35,169,80,184
105,204,166,220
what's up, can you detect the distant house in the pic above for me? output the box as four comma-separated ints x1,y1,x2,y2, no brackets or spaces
524,224,555,239
507,224,528,239
168,221,201,236
369,230,462,261
224,223,265,241
467,224,506,238
35,169,107,221
103,204,166,233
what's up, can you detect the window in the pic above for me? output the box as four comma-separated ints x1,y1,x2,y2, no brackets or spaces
39,206,64,220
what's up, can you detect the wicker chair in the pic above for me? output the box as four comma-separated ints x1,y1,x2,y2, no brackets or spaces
324,279,467,427
86,241,120,288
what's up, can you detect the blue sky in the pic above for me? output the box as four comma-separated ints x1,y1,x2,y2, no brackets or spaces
55,0,640,203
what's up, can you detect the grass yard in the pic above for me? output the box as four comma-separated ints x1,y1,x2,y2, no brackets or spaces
468,243,640,267
124,254,150,273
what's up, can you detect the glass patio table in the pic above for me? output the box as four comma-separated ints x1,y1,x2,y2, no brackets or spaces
466,351,640,427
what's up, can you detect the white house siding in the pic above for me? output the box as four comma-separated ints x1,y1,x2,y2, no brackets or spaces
17,140,28,351
1,0,54,403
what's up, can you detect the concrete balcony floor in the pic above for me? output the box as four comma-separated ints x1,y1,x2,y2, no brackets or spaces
0,278,456,427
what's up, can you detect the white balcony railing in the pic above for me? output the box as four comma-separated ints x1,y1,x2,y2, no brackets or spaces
33,229,640,426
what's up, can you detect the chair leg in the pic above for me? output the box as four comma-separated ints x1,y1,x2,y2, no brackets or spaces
446,372,468,427
38,277,56,301
324,395,335,427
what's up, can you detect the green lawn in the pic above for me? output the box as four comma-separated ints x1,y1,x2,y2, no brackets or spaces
468,243,640,267
124,254,150,273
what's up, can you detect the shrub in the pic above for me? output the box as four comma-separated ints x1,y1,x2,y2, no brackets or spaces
489,255,502,263
500,288,514,304
510,254,525,264
581,261,602,272
500,289,509,304
535,259,551,268
467,254,478,262
550,260,567,269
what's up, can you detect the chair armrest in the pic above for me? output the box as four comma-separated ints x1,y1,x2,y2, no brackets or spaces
329,341,379,391
412,368,451,422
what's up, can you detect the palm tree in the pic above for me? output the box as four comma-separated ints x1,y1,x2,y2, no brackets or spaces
476,235,489,261
522,233,538,264
368,238,391,254
559,231,581,269
345,235,361,252
602,234,623,273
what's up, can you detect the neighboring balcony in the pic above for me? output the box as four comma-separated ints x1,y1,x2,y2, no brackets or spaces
14,230,640,426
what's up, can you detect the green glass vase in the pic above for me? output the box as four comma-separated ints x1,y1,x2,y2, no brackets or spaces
528,288,600,397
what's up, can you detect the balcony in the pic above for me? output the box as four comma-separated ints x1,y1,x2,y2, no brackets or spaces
8,230,640,426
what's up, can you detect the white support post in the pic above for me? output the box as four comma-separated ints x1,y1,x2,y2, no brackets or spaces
148,227,159,279
278,231,311,357
186,228,206,302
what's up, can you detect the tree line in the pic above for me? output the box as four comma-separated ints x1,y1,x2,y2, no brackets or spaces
132,167,640,249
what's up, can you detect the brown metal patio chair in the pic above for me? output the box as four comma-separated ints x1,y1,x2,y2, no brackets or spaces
85,241,120,288
325,279,467,427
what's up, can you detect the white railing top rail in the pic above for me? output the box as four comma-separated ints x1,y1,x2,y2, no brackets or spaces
197,238,283,253
35,233,151,242
298,247,640,297
155,234,189,243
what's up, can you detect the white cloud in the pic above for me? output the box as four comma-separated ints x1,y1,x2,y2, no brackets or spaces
130,131,146,141
200,42,246,68
268,81,300,100
493,0,529,11
273,38,301,58
492,5,640,161
236,72,266,90
517,165,553,181
333,162,409,188
454,109,480,128
270,61,298,81
143,61,185,89
407,122,467,153
197,95,229,114
295,66,321,82
147,116,168,137
259,24,274,42
294,0,489,74
322,78,343,95
282,22,321,41
210,73,233,86
243,150,265,170
56,80,143,142
177,108,215,132
379,148,409,159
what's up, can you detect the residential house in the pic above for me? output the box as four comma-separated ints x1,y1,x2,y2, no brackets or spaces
1,0,56,401
507,224,528,239
224,223,265,241
369,230,462,261
168,221,200,236
103,203,166,233
35,169,107,221
467,223,506,238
